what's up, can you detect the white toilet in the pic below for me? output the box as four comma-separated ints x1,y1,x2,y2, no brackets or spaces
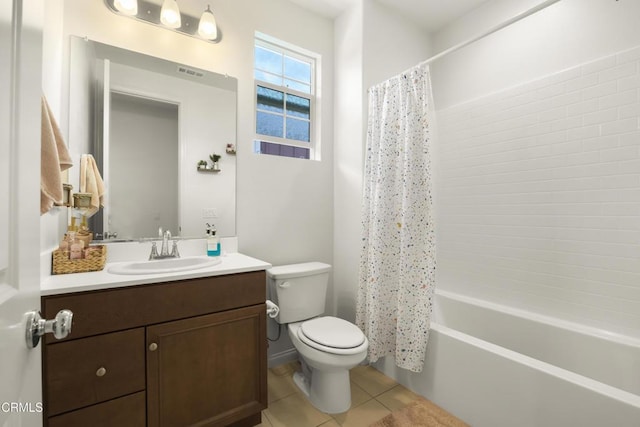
267,262,369,414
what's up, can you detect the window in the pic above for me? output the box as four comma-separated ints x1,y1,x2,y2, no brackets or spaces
254,34,318,160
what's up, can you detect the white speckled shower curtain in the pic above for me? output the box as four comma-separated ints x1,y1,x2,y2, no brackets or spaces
356,62,436,373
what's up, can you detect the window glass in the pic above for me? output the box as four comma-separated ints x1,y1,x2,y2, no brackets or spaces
254,70,282,86
284,79,311,94
284,56,311,84
255,46,282,75
286,94,310,119
257,86,284,114
286,118,310,142
254,140,310,159
257,111,283,138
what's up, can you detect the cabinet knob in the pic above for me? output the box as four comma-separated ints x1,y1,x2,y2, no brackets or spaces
96,367,107,377
149,342,158,351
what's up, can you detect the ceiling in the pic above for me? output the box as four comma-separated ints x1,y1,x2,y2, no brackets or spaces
175,0,491,33
285,0,491,32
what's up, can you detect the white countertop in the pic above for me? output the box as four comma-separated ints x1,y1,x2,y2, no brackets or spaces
41,252,272,296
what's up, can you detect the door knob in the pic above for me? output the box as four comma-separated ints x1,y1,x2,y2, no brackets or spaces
25,309,73,349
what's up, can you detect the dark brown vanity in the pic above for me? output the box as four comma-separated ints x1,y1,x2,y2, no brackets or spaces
41,270,267,427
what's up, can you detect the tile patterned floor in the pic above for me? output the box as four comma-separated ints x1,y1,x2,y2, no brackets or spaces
259,362,422,427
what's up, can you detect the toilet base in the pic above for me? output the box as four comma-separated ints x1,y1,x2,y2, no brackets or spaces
293,363,352,414
293,370,310,397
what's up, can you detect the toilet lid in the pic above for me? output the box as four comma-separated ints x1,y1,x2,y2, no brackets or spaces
300,317,365,349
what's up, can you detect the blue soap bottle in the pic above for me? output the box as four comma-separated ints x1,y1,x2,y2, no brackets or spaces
206,223,221,257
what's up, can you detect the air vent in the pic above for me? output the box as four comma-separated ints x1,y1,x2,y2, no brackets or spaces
177,65,204,78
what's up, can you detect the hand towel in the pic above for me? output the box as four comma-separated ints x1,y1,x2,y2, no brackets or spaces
80,154,105,217
41,95,73,215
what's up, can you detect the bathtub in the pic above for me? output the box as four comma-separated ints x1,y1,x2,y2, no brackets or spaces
376,289,640,427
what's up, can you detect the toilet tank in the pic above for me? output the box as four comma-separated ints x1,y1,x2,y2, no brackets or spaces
267,262,331,324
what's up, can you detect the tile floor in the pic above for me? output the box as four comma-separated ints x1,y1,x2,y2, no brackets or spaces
259,362,422,427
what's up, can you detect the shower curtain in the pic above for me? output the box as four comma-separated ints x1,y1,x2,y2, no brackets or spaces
356,62,436,373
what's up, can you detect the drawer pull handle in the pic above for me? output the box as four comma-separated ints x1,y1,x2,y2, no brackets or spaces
96,367,107,377
149,342,158,351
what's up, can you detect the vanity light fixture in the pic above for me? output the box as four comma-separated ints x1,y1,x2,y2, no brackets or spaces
198,5,217,40
160,0,181,29
114,0,138,15
104,0,221,43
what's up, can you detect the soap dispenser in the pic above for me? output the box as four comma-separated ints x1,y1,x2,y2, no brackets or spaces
206,223,221,257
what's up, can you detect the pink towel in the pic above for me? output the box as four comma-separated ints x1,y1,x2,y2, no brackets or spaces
41,96,73,215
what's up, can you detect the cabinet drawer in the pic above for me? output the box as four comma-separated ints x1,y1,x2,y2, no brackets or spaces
47,391,145,427
44,328,145,416
42,270,266,341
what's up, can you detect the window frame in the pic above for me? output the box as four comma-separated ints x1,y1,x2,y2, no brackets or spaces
253,34,319,159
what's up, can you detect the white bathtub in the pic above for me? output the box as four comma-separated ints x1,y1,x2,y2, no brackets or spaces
376,289,640,427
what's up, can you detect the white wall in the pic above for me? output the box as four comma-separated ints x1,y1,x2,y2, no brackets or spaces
333,1,364,322
54,0,333,264
430,0,640,338
432,0,640,109
333,0,432,323
362,0,432,90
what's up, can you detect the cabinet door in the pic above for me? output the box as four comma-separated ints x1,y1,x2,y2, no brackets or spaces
147,304,267,427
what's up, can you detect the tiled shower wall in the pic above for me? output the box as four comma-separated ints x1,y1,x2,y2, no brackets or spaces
436,46,640,338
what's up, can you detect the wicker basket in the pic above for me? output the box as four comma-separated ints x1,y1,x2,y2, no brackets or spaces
52,245,107,275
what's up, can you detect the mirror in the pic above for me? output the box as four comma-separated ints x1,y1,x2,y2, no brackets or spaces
68,36,237,241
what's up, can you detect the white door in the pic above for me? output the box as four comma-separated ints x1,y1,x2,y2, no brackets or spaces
0,1,45,426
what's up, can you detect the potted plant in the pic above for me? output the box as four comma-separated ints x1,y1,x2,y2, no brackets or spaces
197,160,208,170
209,154,221,170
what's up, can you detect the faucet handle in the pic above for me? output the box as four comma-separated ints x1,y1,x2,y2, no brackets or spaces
170,240,180,258
149,241,159,260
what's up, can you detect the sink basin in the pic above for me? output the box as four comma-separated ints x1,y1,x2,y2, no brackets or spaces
108,256,222,275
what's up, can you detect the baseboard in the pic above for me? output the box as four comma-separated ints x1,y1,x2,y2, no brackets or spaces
268,348,298,368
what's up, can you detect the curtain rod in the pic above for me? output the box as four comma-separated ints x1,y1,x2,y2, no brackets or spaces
421,0,563,66
381,0,563,85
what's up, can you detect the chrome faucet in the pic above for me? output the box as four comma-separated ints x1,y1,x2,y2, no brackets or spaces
149,228,180,260
161,229,171,256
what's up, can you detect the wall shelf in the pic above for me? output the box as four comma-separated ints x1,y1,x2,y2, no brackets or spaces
197,166,221,173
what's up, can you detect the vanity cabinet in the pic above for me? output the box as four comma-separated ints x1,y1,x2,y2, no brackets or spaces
41,270,267,427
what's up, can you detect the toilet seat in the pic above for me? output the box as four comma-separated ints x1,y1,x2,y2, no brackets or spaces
297,317,367,355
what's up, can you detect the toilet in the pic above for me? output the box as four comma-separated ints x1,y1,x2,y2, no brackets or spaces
267,262,369,414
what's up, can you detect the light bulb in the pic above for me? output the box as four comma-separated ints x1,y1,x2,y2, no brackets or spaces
160,0,181,29
198,5,217,40
114,0,138,16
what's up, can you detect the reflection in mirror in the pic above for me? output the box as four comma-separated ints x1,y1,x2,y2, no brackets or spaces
110,93,179,238
68,36,237,241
